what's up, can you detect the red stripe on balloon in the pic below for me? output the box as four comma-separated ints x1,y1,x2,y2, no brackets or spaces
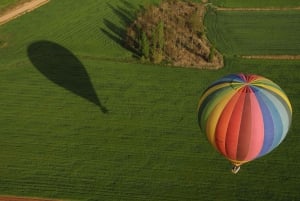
215,89,243,157
225,88,246,160
236,87,252,161
239,73,260,83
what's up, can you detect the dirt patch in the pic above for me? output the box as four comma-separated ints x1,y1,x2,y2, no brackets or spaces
0,196,59,201
126,1,223,69
0,41,8,48
242,55,300,60
0,0,50,26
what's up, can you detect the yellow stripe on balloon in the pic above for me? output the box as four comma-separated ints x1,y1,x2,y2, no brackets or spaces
229,159,250,166
254,83,292,112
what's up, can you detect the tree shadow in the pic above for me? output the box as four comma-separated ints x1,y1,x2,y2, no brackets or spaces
27,40,108,113
100,0,144,57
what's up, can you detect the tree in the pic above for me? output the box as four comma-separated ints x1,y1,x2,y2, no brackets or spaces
189,9,202,33
151,20,164,63
189,8,203,47
141,31,150,60
151,26,158,54
135,24,142,52
208,46,215,62
157,20,164,51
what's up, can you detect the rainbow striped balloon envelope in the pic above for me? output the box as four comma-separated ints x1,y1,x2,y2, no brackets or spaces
198,74,292,169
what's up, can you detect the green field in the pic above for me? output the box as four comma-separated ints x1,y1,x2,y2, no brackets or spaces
209,0,300,8
0,0,300,200
0,0,29,13
205,9,300,56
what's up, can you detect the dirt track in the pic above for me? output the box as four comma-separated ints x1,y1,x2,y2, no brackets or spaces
242,55,300,60
0,0,50,25
216,7,300,11
0,196,59,201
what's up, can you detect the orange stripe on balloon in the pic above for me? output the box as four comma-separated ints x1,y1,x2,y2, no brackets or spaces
205,88,237,150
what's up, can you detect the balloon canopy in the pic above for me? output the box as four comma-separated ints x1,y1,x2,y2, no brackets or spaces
198,74,292,167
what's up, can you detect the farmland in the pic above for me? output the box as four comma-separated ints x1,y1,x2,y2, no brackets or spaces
0,0,300,201
204,9,300,56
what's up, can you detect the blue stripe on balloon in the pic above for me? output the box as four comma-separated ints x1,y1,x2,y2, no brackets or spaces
207,74,244,90
252,86,275,157
266,91,292,144
257,88,288,151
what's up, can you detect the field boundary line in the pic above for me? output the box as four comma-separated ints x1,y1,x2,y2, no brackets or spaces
242,55,300,60
215,6,300,11
0,0,50,26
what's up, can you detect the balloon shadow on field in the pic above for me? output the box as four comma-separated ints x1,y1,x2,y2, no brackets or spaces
27,40,108,113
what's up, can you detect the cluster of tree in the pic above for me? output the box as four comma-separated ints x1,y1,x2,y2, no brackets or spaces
125,0,223,68
139,20,165,64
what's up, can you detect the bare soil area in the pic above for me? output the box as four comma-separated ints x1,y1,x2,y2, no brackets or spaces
0,0,50,25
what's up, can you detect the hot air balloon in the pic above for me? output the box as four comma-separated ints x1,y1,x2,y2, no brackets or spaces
197,74,292,174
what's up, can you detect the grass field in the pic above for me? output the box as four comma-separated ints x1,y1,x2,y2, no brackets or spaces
0,0,20,11
0,0,31,14
0,0,300,200
209,0,300,8
204,9,300,56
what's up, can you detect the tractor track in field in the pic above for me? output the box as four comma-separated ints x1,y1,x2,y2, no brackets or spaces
0,0,50,26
